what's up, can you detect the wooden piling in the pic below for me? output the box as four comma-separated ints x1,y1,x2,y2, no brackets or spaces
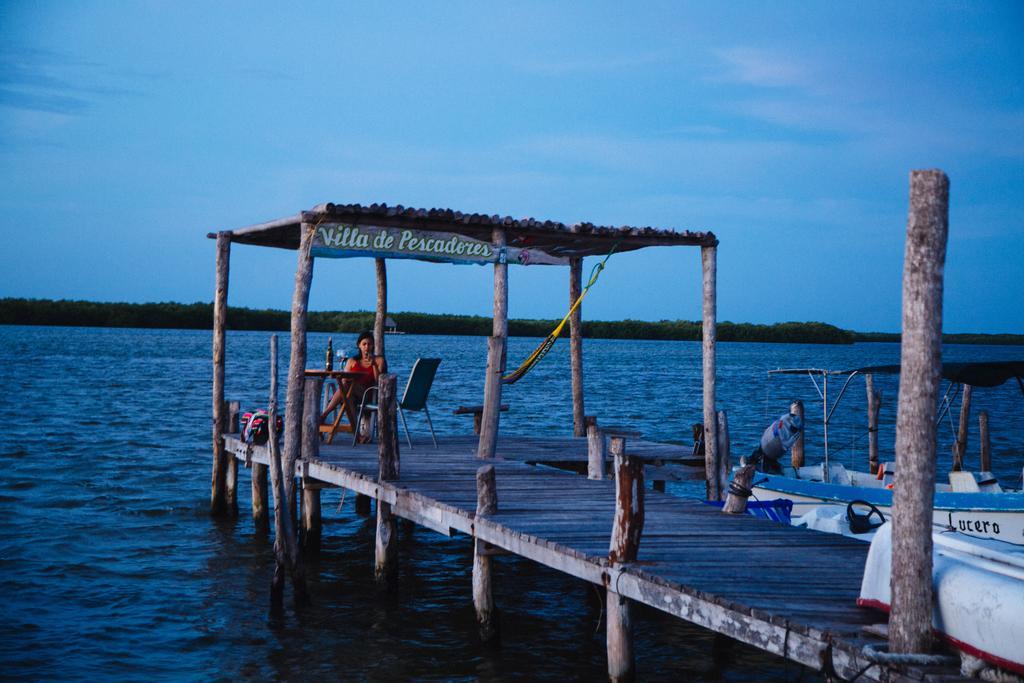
479,227,508,459
978,411,990,472
224,400,240,514
952,384,971,472
722,463,756,514
586,416,606,480
890,169,948,655
267,335,308,609
715,410,730,498
474,464,499,641
374,257,387,357
569,256,585,437
252,457,269,534
866,376,881,474
701,244,720,501
375,374,400,583
282,220,316,521
211,231,231,516
790,399,805,469
301,378,322,553
607,436,644,682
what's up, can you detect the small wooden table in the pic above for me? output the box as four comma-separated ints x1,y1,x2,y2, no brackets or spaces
454,404,509,435
305,370,363,444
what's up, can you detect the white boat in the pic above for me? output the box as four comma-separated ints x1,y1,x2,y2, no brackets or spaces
753,464,1024,545
858,522,1024,675
749,360,1024,546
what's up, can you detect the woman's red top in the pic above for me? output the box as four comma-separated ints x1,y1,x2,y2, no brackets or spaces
346,358,379,386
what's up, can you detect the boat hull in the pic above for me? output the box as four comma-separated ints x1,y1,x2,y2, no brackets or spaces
858,523,1024,674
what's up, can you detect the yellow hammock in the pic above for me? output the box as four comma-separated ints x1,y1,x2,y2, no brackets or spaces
502,245,618,385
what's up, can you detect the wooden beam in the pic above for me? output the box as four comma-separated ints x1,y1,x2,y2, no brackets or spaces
701,244,720,501
866,377,881,474
267,335,308,611
790,400,805,469
224,400,240,514
282,222,316,519
211,231,230,516
374,258,387,358
375,373,399,583
474,464,499,641
890,169,948,655
586,416,605,480
478,227,508,458
607,436,644,682
569,257,585,437
978,411,990,472
715,409,730,499
301,378,322,553
952,384,971,472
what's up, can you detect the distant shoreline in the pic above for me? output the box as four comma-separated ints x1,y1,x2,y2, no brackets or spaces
2,297,1023,346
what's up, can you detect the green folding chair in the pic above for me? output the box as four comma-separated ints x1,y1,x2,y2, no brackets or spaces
353,358,441,449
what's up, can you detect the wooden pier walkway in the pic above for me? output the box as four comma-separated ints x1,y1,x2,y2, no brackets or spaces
224,433,964,682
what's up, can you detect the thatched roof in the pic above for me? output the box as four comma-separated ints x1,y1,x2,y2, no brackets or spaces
210,202,716,259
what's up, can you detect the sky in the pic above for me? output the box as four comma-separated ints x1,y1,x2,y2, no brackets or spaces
1,1,1022,333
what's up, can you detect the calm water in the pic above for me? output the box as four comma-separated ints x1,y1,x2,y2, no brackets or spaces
1,325,1021,680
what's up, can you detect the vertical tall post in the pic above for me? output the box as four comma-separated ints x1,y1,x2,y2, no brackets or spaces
607,436,644,682
790,400,805,469
978,411,991,472
301,378,323,553
268,335,308,610
701,243,720,501
866,376,882,474
252,458,269,534
586,416,606,480
374,258,387,358
211,231,231,515
478,227,508,459
569,257,586,437
473,464,499,641
224,400,241,514
952,384,972,472
890,169,949,655
375,373,400,583
282,220,316,520
716,409,730,496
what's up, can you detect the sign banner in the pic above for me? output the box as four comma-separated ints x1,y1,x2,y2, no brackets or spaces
311,223,568,266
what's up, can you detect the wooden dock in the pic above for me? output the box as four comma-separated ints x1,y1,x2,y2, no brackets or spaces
224,432,966,682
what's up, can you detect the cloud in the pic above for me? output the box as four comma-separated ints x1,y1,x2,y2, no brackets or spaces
712,47,812,89
0,47,143,115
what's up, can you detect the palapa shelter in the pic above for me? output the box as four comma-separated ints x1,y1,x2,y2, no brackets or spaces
207,202,722,514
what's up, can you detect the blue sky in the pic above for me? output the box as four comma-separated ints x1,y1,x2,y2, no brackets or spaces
1,2,1022,333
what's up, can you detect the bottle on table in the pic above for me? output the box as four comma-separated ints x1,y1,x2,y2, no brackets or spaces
325,337,334,371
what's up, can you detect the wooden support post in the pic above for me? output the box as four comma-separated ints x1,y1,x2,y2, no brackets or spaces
375,373,400,583
374,258,387,357
211,231,231,516
890,169,949,655
701,244,720,501
478,228,508,459
952,384,972,472
790,399,805,469
715,409,730,498
474,464,499,641
866,376,882,474
722,463,756,514
301,378,322,553
282,220,316,523
586,416,606,480
569,256,585,437
224,400,241,514
978,411,990,472
607,436,644,682
267,335,308,610
252,458,269,535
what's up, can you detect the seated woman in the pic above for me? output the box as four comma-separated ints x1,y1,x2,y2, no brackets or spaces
320,330,388,442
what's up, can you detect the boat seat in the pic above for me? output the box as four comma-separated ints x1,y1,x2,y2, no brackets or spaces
949,471,1003,493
